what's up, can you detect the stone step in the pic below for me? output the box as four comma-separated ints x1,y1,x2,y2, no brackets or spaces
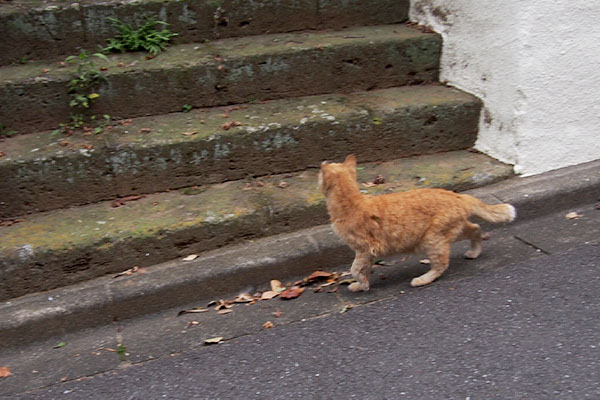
0,0,409,66
0,150,514,301
0,85,481,218
0,24,441,133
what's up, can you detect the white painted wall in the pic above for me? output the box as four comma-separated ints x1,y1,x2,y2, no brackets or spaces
410,0,600,175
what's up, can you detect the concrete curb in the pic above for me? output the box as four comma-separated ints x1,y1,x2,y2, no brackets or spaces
1,159,599,346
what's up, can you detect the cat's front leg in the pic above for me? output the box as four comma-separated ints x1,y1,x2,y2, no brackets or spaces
348,252,374,292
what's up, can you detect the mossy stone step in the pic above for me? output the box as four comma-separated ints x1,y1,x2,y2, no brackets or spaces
0,0,409,66
0,85,481,218
0,150,513,301
0,24,441,133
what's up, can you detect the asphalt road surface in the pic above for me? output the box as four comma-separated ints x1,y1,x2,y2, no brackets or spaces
4,204,600,399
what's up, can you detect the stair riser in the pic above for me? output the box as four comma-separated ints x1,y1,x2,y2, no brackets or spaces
1,90,480,218
0,0,408,66
1,34,441,133
0,204,327,301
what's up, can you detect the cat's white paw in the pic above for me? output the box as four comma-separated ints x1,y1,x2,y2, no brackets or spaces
464,249,480,259
348,282,367,292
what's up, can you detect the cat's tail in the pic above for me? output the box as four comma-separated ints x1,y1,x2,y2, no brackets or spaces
463,195,517,223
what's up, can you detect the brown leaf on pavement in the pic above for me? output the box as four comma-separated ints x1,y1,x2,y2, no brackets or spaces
182,254,199,261
214,300,233,311
279,286,305,300
260,290,280,300
278,181,290,188
177,307,209,316
234,293,256,303
0,366,12,378
307,270,333,283
273,308,283,318
262,321,274,329
565,211,583,219
270,280,285,292
204,336,223,345
217,309,233,315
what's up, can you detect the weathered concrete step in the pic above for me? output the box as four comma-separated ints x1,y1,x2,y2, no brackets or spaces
0,0,409,66
0,24,441,133
0,150,513,301
0,85,481,218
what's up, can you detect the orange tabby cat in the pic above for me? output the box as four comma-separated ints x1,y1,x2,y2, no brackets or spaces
319,155,516,292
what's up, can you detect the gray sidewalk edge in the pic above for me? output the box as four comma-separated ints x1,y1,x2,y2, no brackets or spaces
1,159,599,346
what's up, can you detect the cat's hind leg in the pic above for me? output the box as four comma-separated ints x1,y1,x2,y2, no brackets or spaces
411,242,450,287
348,252,374,292
459,221,483,259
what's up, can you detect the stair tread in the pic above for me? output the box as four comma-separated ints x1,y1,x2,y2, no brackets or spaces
1,85,481,217
0,24,441,133
0,0,409,65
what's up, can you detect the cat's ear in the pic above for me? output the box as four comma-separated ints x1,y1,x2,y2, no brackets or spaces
344,154,357,168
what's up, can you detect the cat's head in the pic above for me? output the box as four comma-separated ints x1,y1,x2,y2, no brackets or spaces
318,154,357,195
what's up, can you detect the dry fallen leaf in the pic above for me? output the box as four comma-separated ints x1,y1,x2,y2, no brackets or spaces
217,309,233,315
279,286,305,300
111,195,145,208
234,293,256,303
138,128,152,134
177,307,209,316
59,140,69,147
307,270,333,282
373,175,385,184
565,211,583,219
0,152,5,158
221,120,242,130
262,321,274,329
278,181,290,189
0,218,25,227
204,336,223,345
113,266,145,278
362,182,378,188
260,290,280,300
182,131,198,136
182,254,199,261
213,300,233,311
273,308,283,318
0,366,12,378
270,279,285,293
340,304,353,314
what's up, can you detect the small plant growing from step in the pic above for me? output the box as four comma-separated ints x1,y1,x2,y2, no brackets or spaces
54,50,110,135
103,17,178,56
66,50,108,110
0,123,17,137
